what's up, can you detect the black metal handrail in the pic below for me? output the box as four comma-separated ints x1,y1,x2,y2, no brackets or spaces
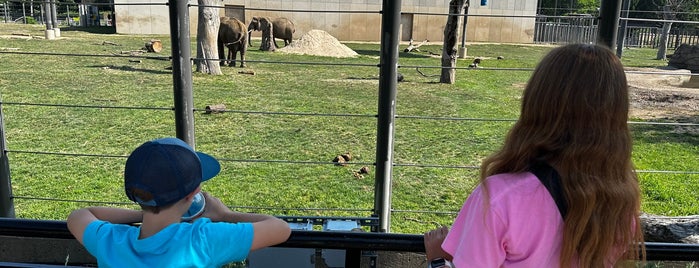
0,218,698,261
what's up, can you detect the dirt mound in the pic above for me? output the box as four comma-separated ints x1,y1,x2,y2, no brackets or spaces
278,30,358,58
626,67,699,122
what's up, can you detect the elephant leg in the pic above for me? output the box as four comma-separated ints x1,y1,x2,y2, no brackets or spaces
284,39,290,47
239,48,246,68
227,47,235,67
273,38,280,49
218,42,227,66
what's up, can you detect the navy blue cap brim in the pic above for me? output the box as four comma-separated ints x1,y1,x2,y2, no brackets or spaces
196,151,220,182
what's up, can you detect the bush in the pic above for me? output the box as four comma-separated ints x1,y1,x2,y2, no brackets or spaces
25,17,36,24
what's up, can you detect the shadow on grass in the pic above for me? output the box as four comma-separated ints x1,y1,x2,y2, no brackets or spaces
88,64,172,75
631,115,699,147
352,49,440,59
61,26,116,34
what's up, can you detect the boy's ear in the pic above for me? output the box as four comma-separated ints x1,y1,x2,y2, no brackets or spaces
185,186,202,200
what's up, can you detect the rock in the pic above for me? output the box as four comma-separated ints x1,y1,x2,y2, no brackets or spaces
641,214,699,244
668,44,699,73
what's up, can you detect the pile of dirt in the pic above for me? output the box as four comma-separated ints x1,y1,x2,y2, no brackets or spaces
278,29,358,58
626,67,699,122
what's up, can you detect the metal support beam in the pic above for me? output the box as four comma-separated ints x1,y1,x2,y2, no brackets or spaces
597,0,622,49
374,0,402,233
615,0,631,57
168,0,196,146
0,102,15,218
42,0,51,29
50,0,58,30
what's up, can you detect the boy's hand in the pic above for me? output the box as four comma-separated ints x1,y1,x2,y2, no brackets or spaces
200,192,233,222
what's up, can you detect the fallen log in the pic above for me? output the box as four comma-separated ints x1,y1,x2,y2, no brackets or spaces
404,39,429,52
204,104,226,114
145,39,163,53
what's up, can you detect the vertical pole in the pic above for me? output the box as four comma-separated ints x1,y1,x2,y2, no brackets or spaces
22,2,26,24
50,0,58,28
597,0,622,49
39,3,48,25
458,3,469,58
373,0,401,233
0,102,16,218
45,0,52,28
168,0,195,147
615,0,630,57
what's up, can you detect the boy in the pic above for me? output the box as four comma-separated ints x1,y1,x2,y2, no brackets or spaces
67,137,291,267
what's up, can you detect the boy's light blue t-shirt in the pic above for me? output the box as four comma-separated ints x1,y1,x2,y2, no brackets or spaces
83,218,254,268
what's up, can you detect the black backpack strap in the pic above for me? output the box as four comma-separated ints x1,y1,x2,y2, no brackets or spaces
529,162,568,218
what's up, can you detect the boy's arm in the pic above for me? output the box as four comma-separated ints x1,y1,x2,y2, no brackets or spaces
221,212,291,251
67,207,143,244
201,192,291,251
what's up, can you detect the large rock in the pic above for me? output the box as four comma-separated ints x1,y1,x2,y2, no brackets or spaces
668,44,699,73
642,214,699,244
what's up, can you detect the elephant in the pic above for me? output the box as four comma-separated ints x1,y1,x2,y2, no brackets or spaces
248,16,295,48
218,16,248,68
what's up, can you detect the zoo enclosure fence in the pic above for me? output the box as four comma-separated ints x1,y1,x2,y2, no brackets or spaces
534,14,699,49
1,0,699,266
1,0,111,26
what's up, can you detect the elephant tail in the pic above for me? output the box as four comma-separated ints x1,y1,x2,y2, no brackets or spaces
224,40,243,46
224,31,246,46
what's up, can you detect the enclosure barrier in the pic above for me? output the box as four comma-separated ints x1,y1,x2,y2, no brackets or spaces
2,0,699,266
0,218,698,265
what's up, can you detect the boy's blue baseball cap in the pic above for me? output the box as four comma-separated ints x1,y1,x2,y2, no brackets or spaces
124,137,220,207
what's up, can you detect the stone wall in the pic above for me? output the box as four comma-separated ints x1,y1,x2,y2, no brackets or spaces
113,0,537,43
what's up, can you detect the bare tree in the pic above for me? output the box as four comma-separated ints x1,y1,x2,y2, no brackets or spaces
440,0,467,84
654,0,690,60
195,0,222,75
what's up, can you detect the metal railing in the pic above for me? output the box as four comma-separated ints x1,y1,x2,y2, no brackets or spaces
0,218,698,263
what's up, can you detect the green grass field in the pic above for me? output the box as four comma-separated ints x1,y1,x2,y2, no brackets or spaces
0,23,697,235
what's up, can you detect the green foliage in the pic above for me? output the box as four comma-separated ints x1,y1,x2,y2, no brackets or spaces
575,0,601,14
24,16,37,24
0,24,697,234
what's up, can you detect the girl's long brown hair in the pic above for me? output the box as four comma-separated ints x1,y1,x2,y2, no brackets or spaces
480,44,644,267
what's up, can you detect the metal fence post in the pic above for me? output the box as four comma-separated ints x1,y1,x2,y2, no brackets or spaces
43,0,52,28
616,0,631,57
373,0,401,233
597,0,622,49
50,0,58,28
168,0,195,147
0,102,16,218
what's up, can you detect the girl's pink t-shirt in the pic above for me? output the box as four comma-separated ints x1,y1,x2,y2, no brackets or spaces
442,172,565,267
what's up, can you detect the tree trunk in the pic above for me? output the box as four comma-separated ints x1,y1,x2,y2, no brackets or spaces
195,0,222,75
656,5,674,61
656,22,673,60
259,17,276,52
440,0,466,84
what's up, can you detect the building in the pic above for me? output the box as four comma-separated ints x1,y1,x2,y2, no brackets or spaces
113,0,537,43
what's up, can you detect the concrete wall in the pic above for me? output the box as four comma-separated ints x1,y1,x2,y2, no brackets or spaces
113,0,536,43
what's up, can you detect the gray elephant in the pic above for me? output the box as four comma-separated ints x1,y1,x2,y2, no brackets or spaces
248,16,295,48
218,16,248,68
